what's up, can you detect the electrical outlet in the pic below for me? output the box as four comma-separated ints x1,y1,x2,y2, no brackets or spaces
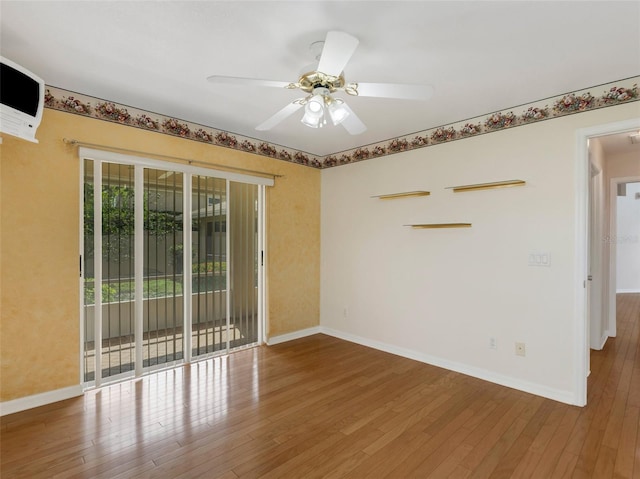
515,342,526,357
489,337,497,350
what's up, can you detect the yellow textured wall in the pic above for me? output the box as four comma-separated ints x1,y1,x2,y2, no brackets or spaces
0,109,320,401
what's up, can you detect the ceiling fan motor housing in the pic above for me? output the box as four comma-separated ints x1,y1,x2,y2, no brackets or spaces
297,71,345,93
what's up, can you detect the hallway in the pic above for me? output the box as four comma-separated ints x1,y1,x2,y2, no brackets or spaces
582,292,640,477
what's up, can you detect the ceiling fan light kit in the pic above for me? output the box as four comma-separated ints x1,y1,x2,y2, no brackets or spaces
300,87,350,129
208,30,433,135
327,99,349,125
301,96,324,128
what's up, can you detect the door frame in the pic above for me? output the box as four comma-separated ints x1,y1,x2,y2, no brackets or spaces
78,147,272,387
574,117,640,406
587,156,603,353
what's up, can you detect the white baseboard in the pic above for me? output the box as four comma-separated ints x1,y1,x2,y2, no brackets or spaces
266,326,321,346
0,324,581,414
319,327,577,406
591,331,609,351
1,385,83,417
599,333,609,350
617,289,640,294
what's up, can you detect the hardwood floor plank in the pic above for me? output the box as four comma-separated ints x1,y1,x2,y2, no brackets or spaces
1,294,638,479
294,426,385,478
338,378,431,436
602,394,628,449
612,405,639,478
69,440,183,479
339,428,433,478
487,399,556,478
320,451,370,479
428,443,474,478
157,434,280,478
108,460,161,479
448,465,473,478
529,406,581,478
232,429,340,478
592,444,617,478
459,399,530,476
460,394,527,467
465,397,546,479
634,428,640,479
381,390,501,477
234,430,347,479
550,450,580,479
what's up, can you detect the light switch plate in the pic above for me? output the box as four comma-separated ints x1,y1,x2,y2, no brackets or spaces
528,251,551,267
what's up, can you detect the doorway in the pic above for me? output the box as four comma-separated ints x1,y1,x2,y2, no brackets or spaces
576,118,640,406
80,148,270,388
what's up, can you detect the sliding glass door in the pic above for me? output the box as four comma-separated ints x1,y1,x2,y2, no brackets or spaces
83,160,138,383
228,182,260,348
190,179,260,358
81,149,268,387
191,175,228,357
142,168,185,371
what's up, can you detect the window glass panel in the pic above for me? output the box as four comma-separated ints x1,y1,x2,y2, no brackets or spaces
143,168,184,368
229,182,259,348
191,176,227,357
82,159,95,383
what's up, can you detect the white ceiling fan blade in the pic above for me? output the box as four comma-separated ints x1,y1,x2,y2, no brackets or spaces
317,31,359,77
339,103,367,135
355,82,434,100
255,101,304,131
207,75,291,89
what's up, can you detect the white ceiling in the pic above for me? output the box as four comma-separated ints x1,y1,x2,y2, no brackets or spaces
1,1,639,157
598,131,640,156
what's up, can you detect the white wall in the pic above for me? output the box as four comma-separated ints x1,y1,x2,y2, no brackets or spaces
607,150,640,179
320,103,639,405
588,138,607,349
617,182,640,292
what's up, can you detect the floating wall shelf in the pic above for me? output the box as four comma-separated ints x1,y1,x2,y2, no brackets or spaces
447,179,526,193
372,191,431,200
405,223,472,229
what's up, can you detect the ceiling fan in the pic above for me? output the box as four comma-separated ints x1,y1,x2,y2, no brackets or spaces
207,31,434,135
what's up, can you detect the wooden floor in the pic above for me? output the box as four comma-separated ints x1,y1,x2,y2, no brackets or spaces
2,294,639,478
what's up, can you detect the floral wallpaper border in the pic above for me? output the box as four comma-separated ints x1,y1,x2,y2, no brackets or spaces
44,77,639,170
324,77,639,168
44,86,324,168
